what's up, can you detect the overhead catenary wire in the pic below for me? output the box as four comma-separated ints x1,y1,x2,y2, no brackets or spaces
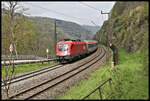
80,2,110,15
91,21,99,26
79,2,101,12
79,2,104,26
24,2,100,26
24,3,90,21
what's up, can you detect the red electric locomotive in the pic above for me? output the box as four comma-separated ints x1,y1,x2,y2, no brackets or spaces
56,39,97,63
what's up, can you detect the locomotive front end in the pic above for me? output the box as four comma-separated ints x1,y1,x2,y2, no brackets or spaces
56,42,71,63
57,44,70,56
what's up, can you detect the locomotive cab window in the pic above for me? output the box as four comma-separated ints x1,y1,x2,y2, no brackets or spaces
58,44,68,51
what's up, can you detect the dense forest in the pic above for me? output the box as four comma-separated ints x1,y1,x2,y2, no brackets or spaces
95,1,148,73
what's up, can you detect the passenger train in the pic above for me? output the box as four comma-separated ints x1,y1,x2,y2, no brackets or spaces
56,39,98,63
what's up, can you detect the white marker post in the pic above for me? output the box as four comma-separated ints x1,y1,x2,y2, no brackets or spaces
9,44,13,53
46,48,49,59
9,43,14,62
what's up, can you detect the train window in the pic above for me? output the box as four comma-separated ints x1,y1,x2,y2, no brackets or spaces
58,44,68,51
88,44,93,48
88,43,97,48
58,45,63,51
64,44,68,51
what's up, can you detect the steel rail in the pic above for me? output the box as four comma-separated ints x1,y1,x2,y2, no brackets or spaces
2,64,63,87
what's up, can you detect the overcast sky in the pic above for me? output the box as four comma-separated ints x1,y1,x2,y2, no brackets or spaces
3,1,116,26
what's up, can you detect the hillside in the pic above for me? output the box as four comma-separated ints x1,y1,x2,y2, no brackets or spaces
28,16,99,40
82,25,100,35
82,25,100,39
95,1,148,52
28,17,73,41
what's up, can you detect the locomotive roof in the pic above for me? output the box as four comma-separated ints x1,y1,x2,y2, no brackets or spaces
57,40,97,44
57,41,85,44
84,40,97,43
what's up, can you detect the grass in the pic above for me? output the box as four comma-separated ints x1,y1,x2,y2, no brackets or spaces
56,47,149,100
2,61,57,77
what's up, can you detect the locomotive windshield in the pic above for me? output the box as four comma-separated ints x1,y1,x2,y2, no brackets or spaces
58,44,68,51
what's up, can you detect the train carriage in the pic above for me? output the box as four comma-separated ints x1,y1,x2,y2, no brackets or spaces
84,40,98,54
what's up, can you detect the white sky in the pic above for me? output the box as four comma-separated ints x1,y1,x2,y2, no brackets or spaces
3,1,116,26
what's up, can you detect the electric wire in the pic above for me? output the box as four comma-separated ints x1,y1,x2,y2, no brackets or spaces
79,2,101,12
24,2,100,26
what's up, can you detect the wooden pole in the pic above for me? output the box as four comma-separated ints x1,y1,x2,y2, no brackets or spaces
54,19,57,57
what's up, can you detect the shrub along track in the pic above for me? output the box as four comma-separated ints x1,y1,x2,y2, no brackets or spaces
10,46,110,100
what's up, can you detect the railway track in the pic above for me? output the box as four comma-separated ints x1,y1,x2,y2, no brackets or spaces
2,64,63,87
9,47,107,100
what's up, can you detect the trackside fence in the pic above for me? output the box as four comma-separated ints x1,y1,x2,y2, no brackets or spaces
1,55,56,60
82,78,112,100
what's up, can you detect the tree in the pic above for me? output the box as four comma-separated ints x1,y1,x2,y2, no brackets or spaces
2,1,29,99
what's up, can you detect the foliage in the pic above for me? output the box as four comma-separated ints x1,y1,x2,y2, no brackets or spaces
2,12,38,56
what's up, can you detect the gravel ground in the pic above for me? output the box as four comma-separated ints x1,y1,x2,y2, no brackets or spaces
2,47,103,99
